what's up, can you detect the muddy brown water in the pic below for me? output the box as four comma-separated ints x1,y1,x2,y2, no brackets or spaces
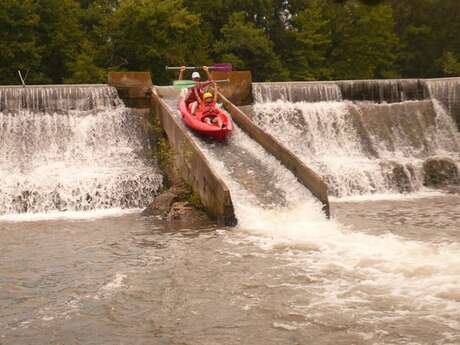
1,195,459,345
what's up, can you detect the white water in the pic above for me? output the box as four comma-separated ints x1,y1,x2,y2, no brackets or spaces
426,78,460,110
253,82,343,103
0,86,162,216
185,117,460,339
162,90,458,337
0,208,141,223
251,99,460,197
188,117,460,332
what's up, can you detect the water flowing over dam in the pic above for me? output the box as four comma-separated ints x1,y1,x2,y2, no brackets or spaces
250,79,460,197
0,85,162,216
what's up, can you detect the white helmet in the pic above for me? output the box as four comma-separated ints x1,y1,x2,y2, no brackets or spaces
192,72,201,79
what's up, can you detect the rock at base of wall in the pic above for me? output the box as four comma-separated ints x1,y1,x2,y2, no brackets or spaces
141,185,189,217
167,201,215,230
141,185,216,230
380,161,416,193
141,190,178,217
423,158,459,187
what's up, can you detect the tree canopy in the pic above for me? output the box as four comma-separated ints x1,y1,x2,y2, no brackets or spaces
0,0,459,85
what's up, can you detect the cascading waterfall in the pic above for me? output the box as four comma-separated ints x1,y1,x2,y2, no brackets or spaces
425,78,460,130
252,82,343,103
251,81,460,198
0,85,162,215
338,79,424,103
0,85,121,114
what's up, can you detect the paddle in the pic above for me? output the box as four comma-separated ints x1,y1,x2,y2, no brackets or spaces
173,79,229,89
166,63,232,72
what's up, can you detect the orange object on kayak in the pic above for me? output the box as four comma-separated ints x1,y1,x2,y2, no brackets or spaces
179,98,233,141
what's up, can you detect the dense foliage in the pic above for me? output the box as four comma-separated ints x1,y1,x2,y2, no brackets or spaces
1,0,459,84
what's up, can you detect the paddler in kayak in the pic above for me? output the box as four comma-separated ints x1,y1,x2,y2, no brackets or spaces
178,65,213,115
197,83,224,127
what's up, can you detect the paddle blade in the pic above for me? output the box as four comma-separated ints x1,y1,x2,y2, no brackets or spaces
173,80,196,89
211,63,232,72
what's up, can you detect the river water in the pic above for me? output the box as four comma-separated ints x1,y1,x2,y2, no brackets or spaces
1,194,459,345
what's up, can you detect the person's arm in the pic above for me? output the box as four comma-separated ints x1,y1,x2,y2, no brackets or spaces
212,82,218,103
202,65,212,81
178,66,186,80
195,87,204,105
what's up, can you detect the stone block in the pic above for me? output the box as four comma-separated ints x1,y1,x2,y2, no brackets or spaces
423,158,459,186
108,72,153,108
211,71,253,106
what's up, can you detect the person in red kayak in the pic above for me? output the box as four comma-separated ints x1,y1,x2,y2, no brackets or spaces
178,65,213,115
197,83,223,127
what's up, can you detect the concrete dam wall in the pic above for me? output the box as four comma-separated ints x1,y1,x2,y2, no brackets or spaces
253,77,460,130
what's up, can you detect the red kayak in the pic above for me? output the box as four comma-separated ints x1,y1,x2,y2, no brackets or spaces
179,98,233,140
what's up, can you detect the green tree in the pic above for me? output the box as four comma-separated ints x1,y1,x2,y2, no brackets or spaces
0,0,44,84
109,0,208,85
439,51,460,77
65,40,107,83
213,12,288,81
326,1,400,79
67,0,117,83
35,0,89,83
283,0,332,80
390,0,460,77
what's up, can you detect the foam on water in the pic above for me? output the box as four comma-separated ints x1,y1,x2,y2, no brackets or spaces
0,208,141,223
330,189,445,202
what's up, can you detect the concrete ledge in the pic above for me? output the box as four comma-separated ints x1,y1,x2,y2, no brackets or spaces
108,72,153,108
219,93,330,218
108,72,152,88
252,77,460,130
336,79,425,103
150,89,236,226
211,71,253,106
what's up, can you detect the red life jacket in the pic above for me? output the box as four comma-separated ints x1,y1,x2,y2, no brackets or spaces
185,86,204,105
198,102,219,118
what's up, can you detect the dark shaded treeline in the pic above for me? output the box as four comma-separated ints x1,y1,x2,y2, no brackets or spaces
1,0,459,85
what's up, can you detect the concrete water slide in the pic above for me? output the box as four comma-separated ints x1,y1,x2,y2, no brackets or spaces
108,72,330,225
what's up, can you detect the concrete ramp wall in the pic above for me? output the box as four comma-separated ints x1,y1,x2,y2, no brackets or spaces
151,89,236,226
219,93,330,218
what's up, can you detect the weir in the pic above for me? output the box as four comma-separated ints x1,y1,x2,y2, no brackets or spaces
248,78,460,198
0,84,162,215
108,73,459,222
253,77,460,129
107,71,330,224
1,75,458,223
